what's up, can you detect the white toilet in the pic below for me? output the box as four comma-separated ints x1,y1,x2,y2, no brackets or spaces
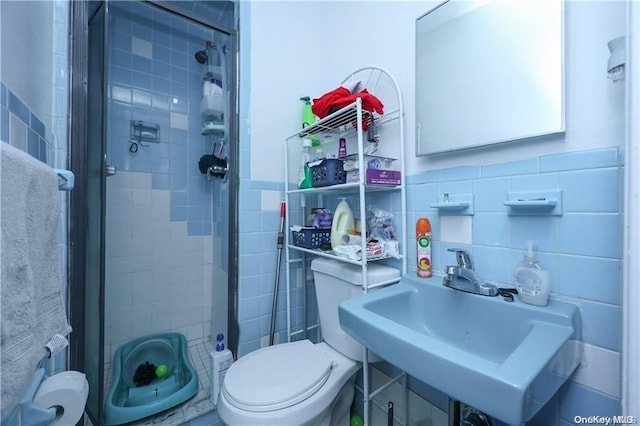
217,258,400,426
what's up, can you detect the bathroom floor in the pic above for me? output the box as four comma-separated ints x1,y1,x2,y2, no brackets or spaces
102,338,215,426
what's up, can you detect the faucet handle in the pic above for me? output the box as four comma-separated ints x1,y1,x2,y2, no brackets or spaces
447,248,474,270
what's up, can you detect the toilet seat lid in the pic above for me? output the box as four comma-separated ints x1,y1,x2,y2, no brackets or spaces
222,340,334,412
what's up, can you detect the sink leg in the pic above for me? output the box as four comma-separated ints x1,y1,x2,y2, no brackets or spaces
448,400,494,426
448,399,461,426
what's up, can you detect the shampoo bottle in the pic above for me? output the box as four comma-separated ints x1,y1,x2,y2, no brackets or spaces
338,138,347,159
331,198,355,249
210,333,233,406
514,241,550,306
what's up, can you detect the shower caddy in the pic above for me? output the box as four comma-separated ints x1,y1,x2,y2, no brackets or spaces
283,66,408,425
199,41,229,181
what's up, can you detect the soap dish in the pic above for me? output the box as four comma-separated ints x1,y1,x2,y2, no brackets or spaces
504,189,563,216
430,193,474,215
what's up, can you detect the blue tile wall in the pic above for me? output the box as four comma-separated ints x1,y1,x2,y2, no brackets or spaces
403,146,624,423
0,83,50,165
106,1,233,239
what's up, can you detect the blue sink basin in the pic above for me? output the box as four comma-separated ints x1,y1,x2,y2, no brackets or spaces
338,274,583,425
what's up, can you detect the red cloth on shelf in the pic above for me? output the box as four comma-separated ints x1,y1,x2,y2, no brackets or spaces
311,87,384,131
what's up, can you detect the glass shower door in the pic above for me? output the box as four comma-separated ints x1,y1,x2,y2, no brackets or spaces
84,2,108,422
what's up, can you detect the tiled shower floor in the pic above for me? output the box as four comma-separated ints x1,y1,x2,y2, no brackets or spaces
103,338,216,426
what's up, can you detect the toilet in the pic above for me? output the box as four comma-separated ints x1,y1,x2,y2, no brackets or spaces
217,258,400,426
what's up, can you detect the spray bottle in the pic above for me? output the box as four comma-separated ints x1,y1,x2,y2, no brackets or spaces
416,218,432,278
300,96,320,147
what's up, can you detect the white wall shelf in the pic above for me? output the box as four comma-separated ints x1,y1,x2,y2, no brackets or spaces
283,66,407,426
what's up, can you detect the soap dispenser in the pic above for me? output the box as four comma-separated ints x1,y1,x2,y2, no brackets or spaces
514,241,550,306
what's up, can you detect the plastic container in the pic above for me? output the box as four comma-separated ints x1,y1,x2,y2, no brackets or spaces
331,198,355,249
311,159,346,187
298,138,313,189
416,218,432,278
210,333,233,407
514,241,550,306
200,93,224,117
291,227,331,249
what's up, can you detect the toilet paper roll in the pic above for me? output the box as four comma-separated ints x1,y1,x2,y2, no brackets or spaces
33,371,89,425
342,234,362,245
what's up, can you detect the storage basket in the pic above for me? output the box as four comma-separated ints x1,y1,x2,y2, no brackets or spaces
291,227,331,249
311,159,346,187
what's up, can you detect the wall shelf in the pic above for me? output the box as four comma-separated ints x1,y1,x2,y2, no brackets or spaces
430,193,474,215
504,189,563,216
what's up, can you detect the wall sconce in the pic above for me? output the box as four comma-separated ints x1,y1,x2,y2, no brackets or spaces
607,36,625,82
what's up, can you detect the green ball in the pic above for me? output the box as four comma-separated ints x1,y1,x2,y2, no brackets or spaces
155,364,168,378
350,414,364,426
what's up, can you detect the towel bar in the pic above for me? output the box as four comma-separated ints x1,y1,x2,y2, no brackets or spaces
53,169,74,191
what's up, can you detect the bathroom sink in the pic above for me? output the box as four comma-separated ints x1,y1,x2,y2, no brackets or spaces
338,274,583,425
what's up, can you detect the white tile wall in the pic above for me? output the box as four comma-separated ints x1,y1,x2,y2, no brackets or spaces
105,171,215,360
573,343,621,398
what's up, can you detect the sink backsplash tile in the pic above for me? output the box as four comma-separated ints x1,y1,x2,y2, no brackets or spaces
403,146,623,422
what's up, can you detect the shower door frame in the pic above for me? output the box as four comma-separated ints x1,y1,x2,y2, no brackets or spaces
68,1,239,424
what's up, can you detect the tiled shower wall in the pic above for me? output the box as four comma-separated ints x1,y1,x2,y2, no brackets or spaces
103,1,233,361
402,146,623,424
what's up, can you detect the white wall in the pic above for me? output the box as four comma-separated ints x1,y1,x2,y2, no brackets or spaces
249,0,626,180
0,1,54,132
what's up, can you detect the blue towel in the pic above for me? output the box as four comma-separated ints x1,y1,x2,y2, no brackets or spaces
0,143,72,416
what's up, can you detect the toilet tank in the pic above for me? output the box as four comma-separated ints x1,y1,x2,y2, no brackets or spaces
310,258,400,361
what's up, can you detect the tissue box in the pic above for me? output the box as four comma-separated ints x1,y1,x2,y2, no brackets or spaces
342,154,397,172
343,154,400,185
346,169,401,186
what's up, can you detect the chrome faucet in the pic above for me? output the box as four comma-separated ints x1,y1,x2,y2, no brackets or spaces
443,248,498,296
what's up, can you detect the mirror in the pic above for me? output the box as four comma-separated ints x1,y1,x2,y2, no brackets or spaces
416,0,564,156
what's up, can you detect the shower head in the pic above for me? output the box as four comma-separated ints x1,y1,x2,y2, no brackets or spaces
195,40,214,65
194,49,208,64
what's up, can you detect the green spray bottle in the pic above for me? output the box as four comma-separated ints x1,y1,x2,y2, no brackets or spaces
300,96,321,147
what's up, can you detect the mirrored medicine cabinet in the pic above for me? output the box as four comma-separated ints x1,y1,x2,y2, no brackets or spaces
416,0,565,156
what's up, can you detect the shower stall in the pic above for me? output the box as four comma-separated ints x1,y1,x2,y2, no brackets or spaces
69,1,238,424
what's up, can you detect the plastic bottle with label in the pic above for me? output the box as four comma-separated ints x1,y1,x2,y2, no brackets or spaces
331,198,355,249
338,138,347,159
416,218,432,278
210,333,233,406
514,241,550,306
300,96,320,147
298,138,312,189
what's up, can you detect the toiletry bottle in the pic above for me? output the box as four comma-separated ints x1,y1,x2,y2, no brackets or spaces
210,333,233,406
416,218,432,278
300,96,320,147
314,147,325,161
514,241,550,306
298,138,312,189
331,198,355,249
338,138,347,159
